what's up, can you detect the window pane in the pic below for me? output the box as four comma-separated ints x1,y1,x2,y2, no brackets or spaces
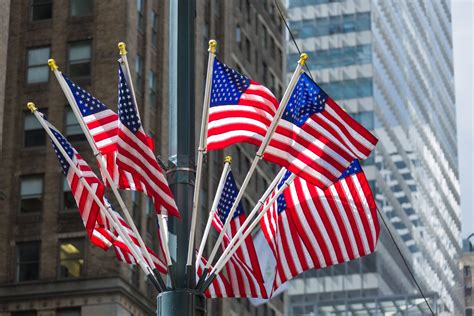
17,242,40,282
59,240,84,278
28,47,50,66
70,0,93,16
27,47,50,84
31,0,52,21
68,41,92,79
20,176,43,213
24,112,42,131
63,177,77,211
24,109,47,146
64,108,85,141
57,309,80,316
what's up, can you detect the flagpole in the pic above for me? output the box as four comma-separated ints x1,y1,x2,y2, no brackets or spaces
47,59,167,290
203,53,308,270
186,40,217,272
202,173,297,291
194,155,232,289
157,212,176,288
27,102,163,292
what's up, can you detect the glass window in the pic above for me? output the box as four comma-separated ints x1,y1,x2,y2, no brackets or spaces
26,47,50,84
24,111,46,147
135,55,143,91
63,176,77,211
20,175,43,213
31,0,52,21
59,239,84,278
236,24,241,48
68,41,92,80
148,71,157,107
137,0,145,33
319,78,372,100
16,242,40,282
64,108,84,142
70,0,93,17
12,311,37,316
151,11,158,47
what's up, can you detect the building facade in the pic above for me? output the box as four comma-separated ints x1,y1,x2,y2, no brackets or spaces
286,0,462,315
0,0,286,315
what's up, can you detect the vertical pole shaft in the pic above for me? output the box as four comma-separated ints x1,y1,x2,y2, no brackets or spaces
158,0,205,314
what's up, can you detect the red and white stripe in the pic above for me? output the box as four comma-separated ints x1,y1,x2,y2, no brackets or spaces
207,80,279,151
66,153,104,237
285,170,379,268
90,226,116,250
197,253,233,298
264,97,378,189
212,215,268,298
260,189,314,294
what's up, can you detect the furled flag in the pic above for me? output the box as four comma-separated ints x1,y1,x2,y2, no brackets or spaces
206,58,279,150
260,170,315,293
43,112,103,237
116,63,179,218
285,160,379,268
211,170,267,298
196,251,233,298
60,74,178,217
264,73,378,189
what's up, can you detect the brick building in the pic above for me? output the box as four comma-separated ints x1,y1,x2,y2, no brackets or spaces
0,0,285,315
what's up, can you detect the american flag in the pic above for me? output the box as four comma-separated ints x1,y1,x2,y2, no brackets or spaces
44,113,103,237
206,58,279,150
285,160,379,269
90,226,116,251
211,170,267,298
264,73,378,189
116,62,179,218
261,161,379,293
61,74,178,217
196,251,233,298
260,170,315,293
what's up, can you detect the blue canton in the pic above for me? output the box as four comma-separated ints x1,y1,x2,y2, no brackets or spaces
117,64,141,133
282,73,328,127
210,58,250,107
63,75,108,116
49,127,75,175
217,170,244,223
338,160,362,180
276,170,292,214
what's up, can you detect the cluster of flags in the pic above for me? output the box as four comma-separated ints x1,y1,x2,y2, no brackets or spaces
28,41,379,301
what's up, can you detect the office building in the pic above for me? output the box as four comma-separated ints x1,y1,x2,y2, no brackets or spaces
285,0,462,314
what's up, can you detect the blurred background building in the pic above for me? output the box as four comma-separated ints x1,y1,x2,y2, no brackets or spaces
285,0,462,315
0,0,286,315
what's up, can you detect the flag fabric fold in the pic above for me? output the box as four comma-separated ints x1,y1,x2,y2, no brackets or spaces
211,169,268,298
116,62,179,218
44,113,103,237
260,161,379,294
263,73,378,189
206,58,279,150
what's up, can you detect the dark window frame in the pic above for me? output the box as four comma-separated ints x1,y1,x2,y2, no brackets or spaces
16,241,41,282
30,0,53,22
67,40,92,81
58,238,85,279
19,174,44,214
23,109,47,148
69,0,94,17
26,46,51,85
64,107,86,142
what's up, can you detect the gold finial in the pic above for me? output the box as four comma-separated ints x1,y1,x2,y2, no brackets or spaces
224,155,232,163
208,40,217,53
27,102,37,112
48,59,58,71
298,53,308,66
118,42,127,56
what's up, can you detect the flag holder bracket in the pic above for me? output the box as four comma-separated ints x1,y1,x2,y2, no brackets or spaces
156,289,206,316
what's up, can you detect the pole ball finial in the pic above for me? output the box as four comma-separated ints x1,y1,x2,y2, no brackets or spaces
298,53,308,66
208,40,217,53
224,155,232,163
118,42,127,55
27,102,37,112
48,59,58,71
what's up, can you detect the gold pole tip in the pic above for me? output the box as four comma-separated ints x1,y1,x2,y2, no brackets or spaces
48,59,58,71
118,42,127,55
298,53,308,66
208,40,217,53
224,155,232,163
27,102,37,112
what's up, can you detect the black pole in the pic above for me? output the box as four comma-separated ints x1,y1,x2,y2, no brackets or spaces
157,0,205,314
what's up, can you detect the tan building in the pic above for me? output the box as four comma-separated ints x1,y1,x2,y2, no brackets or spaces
0,0,286,315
